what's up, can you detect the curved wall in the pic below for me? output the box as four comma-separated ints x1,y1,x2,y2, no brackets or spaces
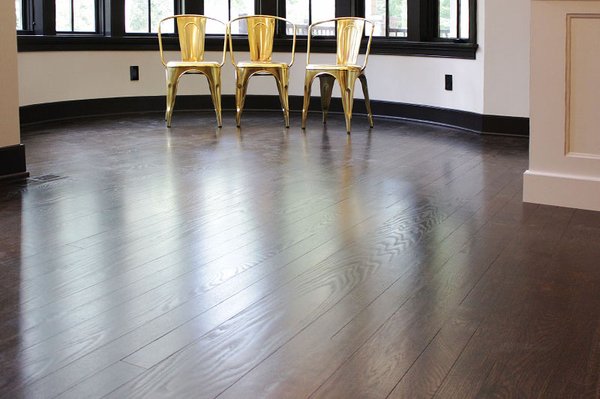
16,0,531,123
18,52,484,113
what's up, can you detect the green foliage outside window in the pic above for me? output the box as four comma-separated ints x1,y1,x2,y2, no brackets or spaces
439,0,451,37
56,0,96,32
125,0,174,33
15,0,23,29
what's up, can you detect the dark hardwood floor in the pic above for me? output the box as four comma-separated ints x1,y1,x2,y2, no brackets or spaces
1,111,598,398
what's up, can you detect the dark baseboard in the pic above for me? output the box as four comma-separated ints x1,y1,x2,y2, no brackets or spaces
20,95,530,137
481,114,530,137
0,144,28,181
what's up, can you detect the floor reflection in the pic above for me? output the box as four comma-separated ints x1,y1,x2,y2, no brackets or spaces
0,189,23,392
0,113,538,398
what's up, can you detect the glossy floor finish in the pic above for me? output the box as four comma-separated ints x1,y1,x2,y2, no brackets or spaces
1,112,599,398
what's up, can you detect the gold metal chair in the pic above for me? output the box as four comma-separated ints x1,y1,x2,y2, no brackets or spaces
158,15,227,127
228,15,297,128
301,17,375,133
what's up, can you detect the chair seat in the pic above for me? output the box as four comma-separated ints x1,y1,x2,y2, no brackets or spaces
160,14,226,129
306,64,363,72
166,61,221,68
302,17,374,133
236,61,289,69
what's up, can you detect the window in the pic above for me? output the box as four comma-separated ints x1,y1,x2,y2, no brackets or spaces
285,0,335,36
16,0,477,59
56,0,98,33
365,0,407,37
15,0,23,30
204,0,255,34
125,0,175,33
438,0,469,39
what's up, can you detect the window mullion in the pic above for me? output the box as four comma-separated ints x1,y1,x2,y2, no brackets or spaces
24,0,30,30
96,0,102,33
469,0,476,43
456,0,461,38
71,0,75,31
277,0,286,36
408,0,435,41
147,0,151,33
406,0,419,41
257,0,277,15
32,0,56,35
183,0,203,14
335,0,359,17
105,0,124,36
385,0,389,37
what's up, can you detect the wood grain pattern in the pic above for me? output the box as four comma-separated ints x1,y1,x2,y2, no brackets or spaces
1,112,598,398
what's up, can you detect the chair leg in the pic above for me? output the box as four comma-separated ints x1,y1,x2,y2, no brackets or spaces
206,68,222,128
274,68,290,128
358,74,374,128
165,68,180,128
235,69,250,127
165,70,170,121
302,72,317,129
338,71,359,133
318,75,335,125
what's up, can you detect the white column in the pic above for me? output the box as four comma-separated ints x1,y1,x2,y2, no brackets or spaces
524,0,600,212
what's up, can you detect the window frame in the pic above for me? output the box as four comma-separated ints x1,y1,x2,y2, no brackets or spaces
55,0,103,34
282,0,337,36
211,0,257,22
16,0,33,32
433,0,473,41
349,0,409,39
17,0,477,59
123,0,184,34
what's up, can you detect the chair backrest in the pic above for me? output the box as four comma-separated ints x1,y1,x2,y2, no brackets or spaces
228,15,296,66
176,16,207,62
247,16,276,62
336,19,366,66
158,15,227,67
307,17,374,69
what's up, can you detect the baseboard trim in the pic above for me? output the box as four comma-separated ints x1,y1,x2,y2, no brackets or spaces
0,144,28,180
523,170,600,212
20,95,530,137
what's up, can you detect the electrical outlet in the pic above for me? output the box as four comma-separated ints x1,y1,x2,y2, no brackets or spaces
445,74,453,91
130,66,139,81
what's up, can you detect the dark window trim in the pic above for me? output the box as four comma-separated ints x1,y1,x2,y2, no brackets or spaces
431,0,477,42
16,34,477,58
16,0,33,32
17,0,477,59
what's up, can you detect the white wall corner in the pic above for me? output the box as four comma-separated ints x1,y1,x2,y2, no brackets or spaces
482,0,531,117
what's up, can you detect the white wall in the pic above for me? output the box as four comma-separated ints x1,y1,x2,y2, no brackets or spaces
1,1,21,148
17,0,530,119
18,51,485,114
483,0,530,117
